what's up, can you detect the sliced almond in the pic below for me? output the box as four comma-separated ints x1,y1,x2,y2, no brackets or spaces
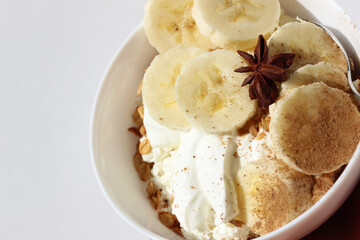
139,139,152,155
138,162,153,181
146,181,156,196
133,153,143,173
156,190,162,209
128,127,141,137
137,80,143,96
312,174,334,203
137,105,144,119
132,107,143,125
150,196,158,209
139,125,146,136
229,219,245,228
249,124,258,137
256,131,266,140
172,226,183,236
158,212,175,227
261,117,270,131
162,199,169,209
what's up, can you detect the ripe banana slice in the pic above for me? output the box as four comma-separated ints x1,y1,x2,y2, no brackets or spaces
192,0,281,50
270,82,360,175
142,46,206,130
268,21,347,73
279,10,297,27
281,62,349,96
236,158,313,236
354,79,360,92
175,49,258,133
144,0,216,53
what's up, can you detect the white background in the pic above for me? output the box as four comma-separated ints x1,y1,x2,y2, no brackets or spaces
0,1,359,240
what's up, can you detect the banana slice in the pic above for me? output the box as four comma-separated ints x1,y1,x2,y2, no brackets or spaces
175,49,258,133
271,62,348,114
268,21,347,73
142,46,206,130
270,82,360,175
192,0,281,50
236,158,313,236
279,10,298,26
354,79,360,92
281,62,349,96
144,0,216,53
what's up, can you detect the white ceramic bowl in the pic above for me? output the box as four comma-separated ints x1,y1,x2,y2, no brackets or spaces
90,0,360,239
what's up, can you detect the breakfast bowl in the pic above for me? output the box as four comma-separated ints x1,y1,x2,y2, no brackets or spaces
90,0,360,239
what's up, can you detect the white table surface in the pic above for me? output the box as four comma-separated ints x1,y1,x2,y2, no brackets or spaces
0,1,359,240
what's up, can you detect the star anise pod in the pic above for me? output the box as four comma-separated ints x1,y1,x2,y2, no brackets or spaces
234,35,295,109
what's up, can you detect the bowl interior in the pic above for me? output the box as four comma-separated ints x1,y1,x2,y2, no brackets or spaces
91,0,360,239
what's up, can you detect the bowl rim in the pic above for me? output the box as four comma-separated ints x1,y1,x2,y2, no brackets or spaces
90,2,360,238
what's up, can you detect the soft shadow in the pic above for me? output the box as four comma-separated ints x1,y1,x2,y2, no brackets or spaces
279,0,318,22
302,180,360,240
327,26,360,77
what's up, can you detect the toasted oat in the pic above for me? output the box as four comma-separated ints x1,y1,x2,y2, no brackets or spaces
248,232,260,239
128,127,141,137
158,212,183,236
137,80,143,96
149,190,162,210
137,105,144,119
312,173,334,203
229,219,245,228
139,139,152,155
256,131,266,140
261,117,270,131
130,102,181,237
172,226,182,236
147,181,166,210
133,153,143,172
249,124,258,137
147,181,156,196
139,125,146,136
150,195,158,209
163,199,169,209
156,191,162,208
158,212,175,227
138,162,153,181
132,107,143,125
